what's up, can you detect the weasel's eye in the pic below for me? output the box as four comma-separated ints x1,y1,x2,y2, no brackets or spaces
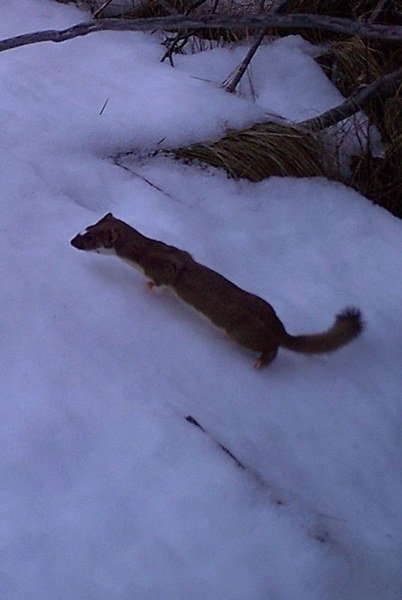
84,233,94,241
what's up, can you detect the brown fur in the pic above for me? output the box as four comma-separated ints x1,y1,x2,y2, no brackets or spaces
71,213,363,368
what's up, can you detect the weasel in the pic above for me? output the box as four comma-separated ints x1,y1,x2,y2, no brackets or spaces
70,213,363,368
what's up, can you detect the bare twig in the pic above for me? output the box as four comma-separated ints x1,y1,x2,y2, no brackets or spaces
156,0,181,16
367,0,389,23
160,0,214,65
222,29,267,93
299,65,402,131
0,15,401,55
160,0,208,64
268,0,292,13
92,0,114,18
161,30,194,64
113,158,174,198
186,0,214,13
99,97,109,114
221,0,301,93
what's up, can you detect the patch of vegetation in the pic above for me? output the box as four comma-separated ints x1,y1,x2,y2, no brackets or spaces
174,122,334,180
54,0,402,217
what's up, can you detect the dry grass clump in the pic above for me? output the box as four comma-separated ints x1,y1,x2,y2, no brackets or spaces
120,0,185,18
267,0,348,43
349,95,402,218
53,0,189,18
82,0,254,46
77,0,260,19
171,76,401,215
271,0,401,43
174,122,334,181
317,38,383,97
87,0,189,19
279,0,401,22
316,35,402,217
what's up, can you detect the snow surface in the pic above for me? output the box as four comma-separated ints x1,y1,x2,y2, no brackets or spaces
1,1,401,599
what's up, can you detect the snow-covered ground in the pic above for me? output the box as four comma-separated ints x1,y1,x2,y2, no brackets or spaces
1,1,401,598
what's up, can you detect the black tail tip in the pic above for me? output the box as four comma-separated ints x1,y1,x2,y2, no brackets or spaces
336,307,364,336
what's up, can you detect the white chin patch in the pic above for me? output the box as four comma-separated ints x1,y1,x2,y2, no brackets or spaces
95,246,117,255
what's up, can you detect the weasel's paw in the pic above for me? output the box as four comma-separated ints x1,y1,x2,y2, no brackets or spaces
253,349,278,369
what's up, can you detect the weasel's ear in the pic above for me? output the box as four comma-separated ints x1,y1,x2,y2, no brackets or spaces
104,226,118,248
103,212,114,219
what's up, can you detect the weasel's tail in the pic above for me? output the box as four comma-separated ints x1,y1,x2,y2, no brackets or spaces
280,307,363,354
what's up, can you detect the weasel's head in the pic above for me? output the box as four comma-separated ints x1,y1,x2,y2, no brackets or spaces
70,212,119,255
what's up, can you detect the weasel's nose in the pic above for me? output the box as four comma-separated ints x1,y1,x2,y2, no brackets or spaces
70,234,85,249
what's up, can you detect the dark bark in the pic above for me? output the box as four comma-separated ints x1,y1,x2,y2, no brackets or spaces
0,14,401,55
300,66,402,131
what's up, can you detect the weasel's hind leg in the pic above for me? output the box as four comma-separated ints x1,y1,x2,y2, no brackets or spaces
253,347,278,369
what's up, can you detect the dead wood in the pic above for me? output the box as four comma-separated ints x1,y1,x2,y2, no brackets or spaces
0,14,401,55
299,65,402,131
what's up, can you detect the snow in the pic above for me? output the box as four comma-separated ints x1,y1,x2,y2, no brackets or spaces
1,1,401,599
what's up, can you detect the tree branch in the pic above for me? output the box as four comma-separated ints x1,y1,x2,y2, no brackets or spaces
222,30,267,93
367,0,390,23
160,0,211,65
92,0,114,19
0,14,401,54
222,0,292,93
299,65,402,131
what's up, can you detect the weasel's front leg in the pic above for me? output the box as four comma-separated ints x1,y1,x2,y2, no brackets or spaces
253,347,278,369
143,253,179,288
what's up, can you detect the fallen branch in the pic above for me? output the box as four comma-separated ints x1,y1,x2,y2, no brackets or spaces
299,65,402,131
0,14,401,54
